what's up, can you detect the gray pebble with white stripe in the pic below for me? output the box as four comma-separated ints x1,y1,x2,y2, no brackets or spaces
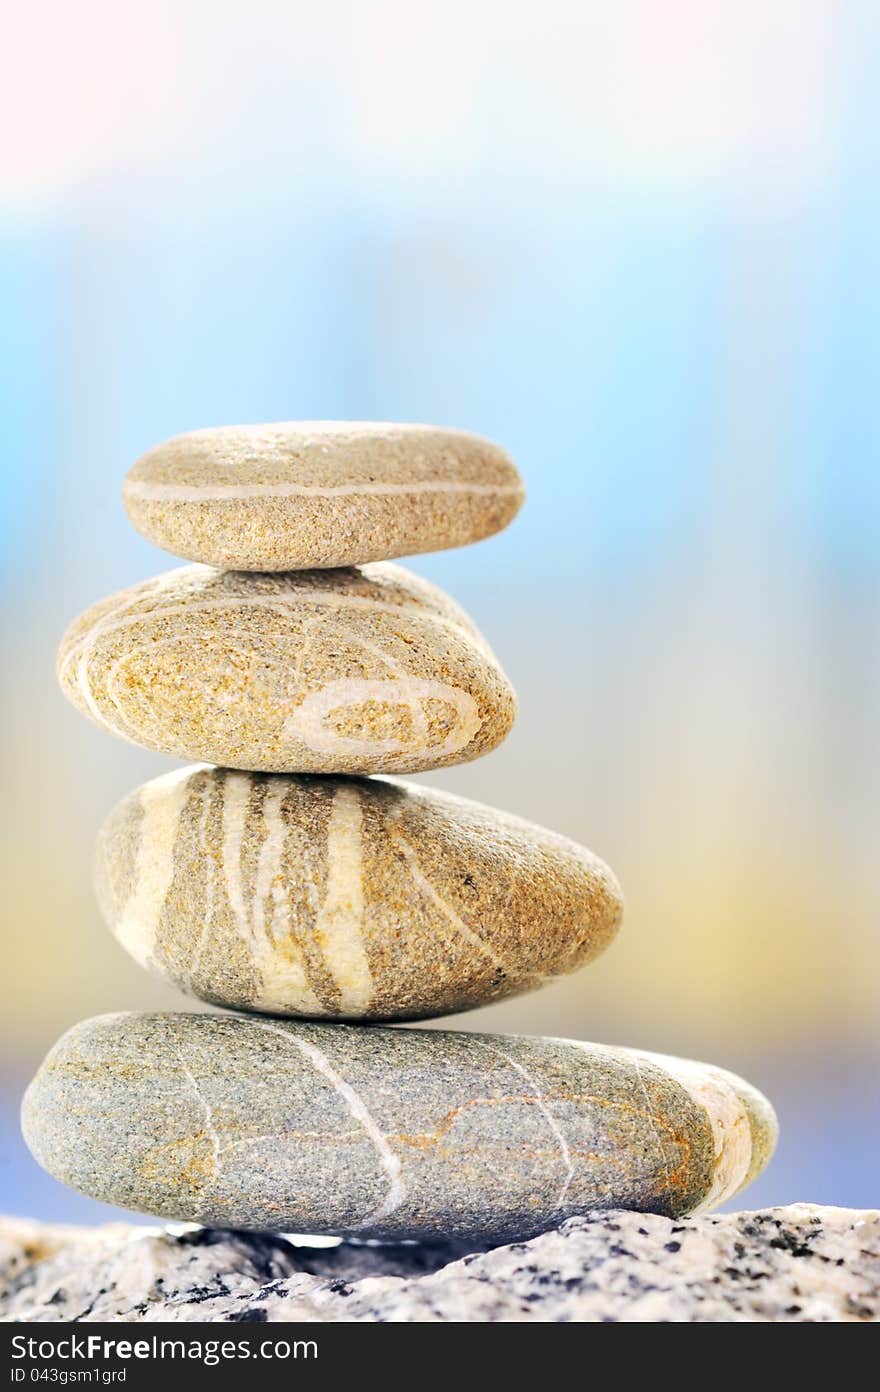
21,1013,776,1242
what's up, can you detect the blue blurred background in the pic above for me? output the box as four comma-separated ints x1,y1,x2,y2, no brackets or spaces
2,0,878,1225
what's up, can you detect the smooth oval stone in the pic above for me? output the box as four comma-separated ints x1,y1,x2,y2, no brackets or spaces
123,422,525,570
95,767,624,1021
57,563,516,774
22,1014,778,1241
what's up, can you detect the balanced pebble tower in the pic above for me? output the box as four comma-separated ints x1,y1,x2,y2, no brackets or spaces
24,422,777,1242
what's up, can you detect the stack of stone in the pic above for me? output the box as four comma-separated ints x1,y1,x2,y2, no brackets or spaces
23,422,777,1243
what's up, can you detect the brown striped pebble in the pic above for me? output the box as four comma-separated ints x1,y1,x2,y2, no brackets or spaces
123,422,525,570
57,562,516,774
94,767,624,1021
21,1013,778,1239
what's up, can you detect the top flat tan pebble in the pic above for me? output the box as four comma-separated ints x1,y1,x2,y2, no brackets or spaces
123,422,525,570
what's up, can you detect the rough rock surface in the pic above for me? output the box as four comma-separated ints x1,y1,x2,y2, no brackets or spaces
95,766,623,1021
1,1207,876,1322
22,1014,776,1239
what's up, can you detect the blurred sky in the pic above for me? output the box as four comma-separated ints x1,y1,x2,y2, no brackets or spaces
1,1,879,1225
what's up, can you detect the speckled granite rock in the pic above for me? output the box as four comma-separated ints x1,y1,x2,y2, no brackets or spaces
123,422,525,570
1,1207,875,1322
22,1014,776,1239
57,562,516,774
95,767,623,1021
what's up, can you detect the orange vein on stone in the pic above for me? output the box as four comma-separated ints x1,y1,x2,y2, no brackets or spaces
480,1043,575,1209
637,1050,754,1212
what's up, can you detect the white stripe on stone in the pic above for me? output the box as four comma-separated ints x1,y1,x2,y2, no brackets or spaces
189,778,216,978
314,786,373,1015
255,1023,405,1228
114,767,191,968
251,780,323,1015
391,831,505,970
176,1047,222,1201
220,773,251,943
65,572,188,718
125,478,522,502
285,676,481,760
331,618,432,744
95,631,478,763
59,588,476,693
